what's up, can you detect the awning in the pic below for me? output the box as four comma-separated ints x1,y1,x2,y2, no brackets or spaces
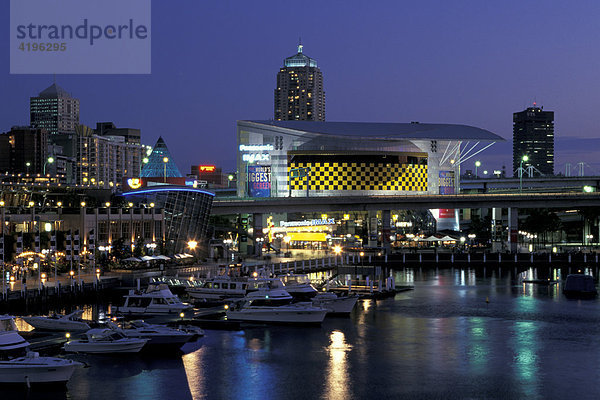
122,257,142,262
439,235,458,242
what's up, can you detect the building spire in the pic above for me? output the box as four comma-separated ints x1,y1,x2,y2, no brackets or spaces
298,37,303,53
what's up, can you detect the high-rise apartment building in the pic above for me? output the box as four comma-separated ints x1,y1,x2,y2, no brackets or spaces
52,124,144,189
0,126,48,175
274,44,325,121
30,83,80,135
513,105,554,176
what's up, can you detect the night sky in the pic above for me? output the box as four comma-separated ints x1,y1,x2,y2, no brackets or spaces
2,1,600,176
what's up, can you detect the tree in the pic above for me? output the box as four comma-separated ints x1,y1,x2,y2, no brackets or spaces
469,214,491,243
522,209,561,247
133,237,145,257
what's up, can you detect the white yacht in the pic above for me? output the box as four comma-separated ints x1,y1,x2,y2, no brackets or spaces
226,279,327,324
116,283,192,315
186,276,248,303
311,292,359,315
0,315,81,386
22,310,91,332
63,328,148,354
278,273,319,301
107,320,197,350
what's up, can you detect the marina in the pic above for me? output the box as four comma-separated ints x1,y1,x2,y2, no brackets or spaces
2,265,599,399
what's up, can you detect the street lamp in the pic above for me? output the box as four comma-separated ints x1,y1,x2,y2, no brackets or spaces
475,161,481,178
140,157,149,175
187,240,198,251
43,156,54,175
25,162,31,175
519,155,529,193
162,157,169,183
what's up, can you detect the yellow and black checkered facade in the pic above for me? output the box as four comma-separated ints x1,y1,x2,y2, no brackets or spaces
289,162,427,191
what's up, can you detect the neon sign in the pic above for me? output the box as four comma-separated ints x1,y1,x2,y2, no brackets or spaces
127,178,143,189
198,165,216,172
242,153,269,162
239,144,273,151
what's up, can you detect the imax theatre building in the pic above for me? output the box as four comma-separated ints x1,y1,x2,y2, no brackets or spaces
236,120,502,250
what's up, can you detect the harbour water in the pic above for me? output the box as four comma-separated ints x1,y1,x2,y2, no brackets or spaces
6,266,600,400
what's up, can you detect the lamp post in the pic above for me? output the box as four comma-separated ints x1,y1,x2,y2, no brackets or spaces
162,157,169,183
43,156,54,175
475,161,481,178
519,155,529,193
140,157,149,176
26,162,31,175
1,200,4,298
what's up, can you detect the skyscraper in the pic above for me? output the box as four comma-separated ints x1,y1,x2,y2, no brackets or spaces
0,126,48,174
513,105,554,176
30,83,80,135
274,43,325,121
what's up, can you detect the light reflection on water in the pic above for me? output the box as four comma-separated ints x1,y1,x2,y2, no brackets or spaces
324,330,351,400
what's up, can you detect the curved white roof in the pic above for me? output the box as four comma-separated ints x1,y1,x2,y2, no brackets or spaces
242,120,504,142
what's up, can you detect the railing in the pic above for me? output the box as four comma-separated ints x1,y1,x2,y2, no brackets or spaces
236,256,343,275
343,252,600,265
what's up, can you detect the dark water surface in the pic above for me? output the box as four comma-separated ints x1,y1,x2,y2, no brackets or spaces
6,267,600,400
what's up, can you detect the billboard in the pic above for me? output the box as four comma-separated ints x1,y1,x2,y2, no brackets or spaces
436,170,458,231
248,165,271,197
438,171,455,195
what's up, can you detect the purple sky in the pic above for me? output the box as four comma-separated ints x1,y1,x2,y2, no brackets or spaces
2,1,600,176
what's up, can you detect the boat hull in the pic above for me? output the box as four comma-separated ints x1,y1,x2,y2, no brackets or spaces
227,307,327,324
22,317,90,332
115,305,192,315
123,332,194,351
312,295,358,315
0,358,80,384
64,339,147,354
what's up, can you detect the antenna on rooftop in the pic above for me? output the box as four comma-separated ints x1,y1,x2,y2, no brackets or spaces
298,37,303,53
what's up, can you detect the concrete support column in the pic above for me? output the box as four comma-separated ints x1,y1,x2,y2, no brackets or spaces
382,210,391,253
491,207,503,252
368,210,378,248
508,207,519,253
253,213,263,256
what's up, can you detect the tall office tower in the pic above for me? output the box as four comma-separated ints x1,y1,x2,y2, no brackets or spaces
30,83,80,135
513,105,554,176
274,43,325,121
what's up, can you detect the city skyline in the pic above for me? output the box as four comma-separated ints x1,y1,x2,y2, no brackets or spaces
2,1,600,175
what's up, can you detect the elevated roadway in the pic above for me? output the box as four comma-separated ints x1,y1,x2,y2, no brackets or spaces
212,192,600,215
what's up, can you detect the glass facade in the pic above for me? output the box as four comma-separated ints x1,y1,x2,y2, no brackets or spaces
122,187,214,254
140,137,183,178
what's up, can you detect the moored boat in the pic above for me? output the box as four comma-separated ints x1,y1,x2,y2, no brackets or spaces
563,274,598,299
116,283,192,315
226,279,327,324
311,292,359,315
107,320,197,351
63,328,148,354
186,276,248,304
22,310,91,332
0,315,81,386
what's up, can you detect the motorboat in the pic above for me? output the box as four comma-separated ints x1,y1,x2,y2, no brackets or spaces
311,292,359,315
0,315,81,386
107,320,197,350
150,276,203,296
226,279,327,324
186,276,248,304
63,328,148,354
22,310,91,332
116,283,192,315
563,274,598,299
278,274,319,301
